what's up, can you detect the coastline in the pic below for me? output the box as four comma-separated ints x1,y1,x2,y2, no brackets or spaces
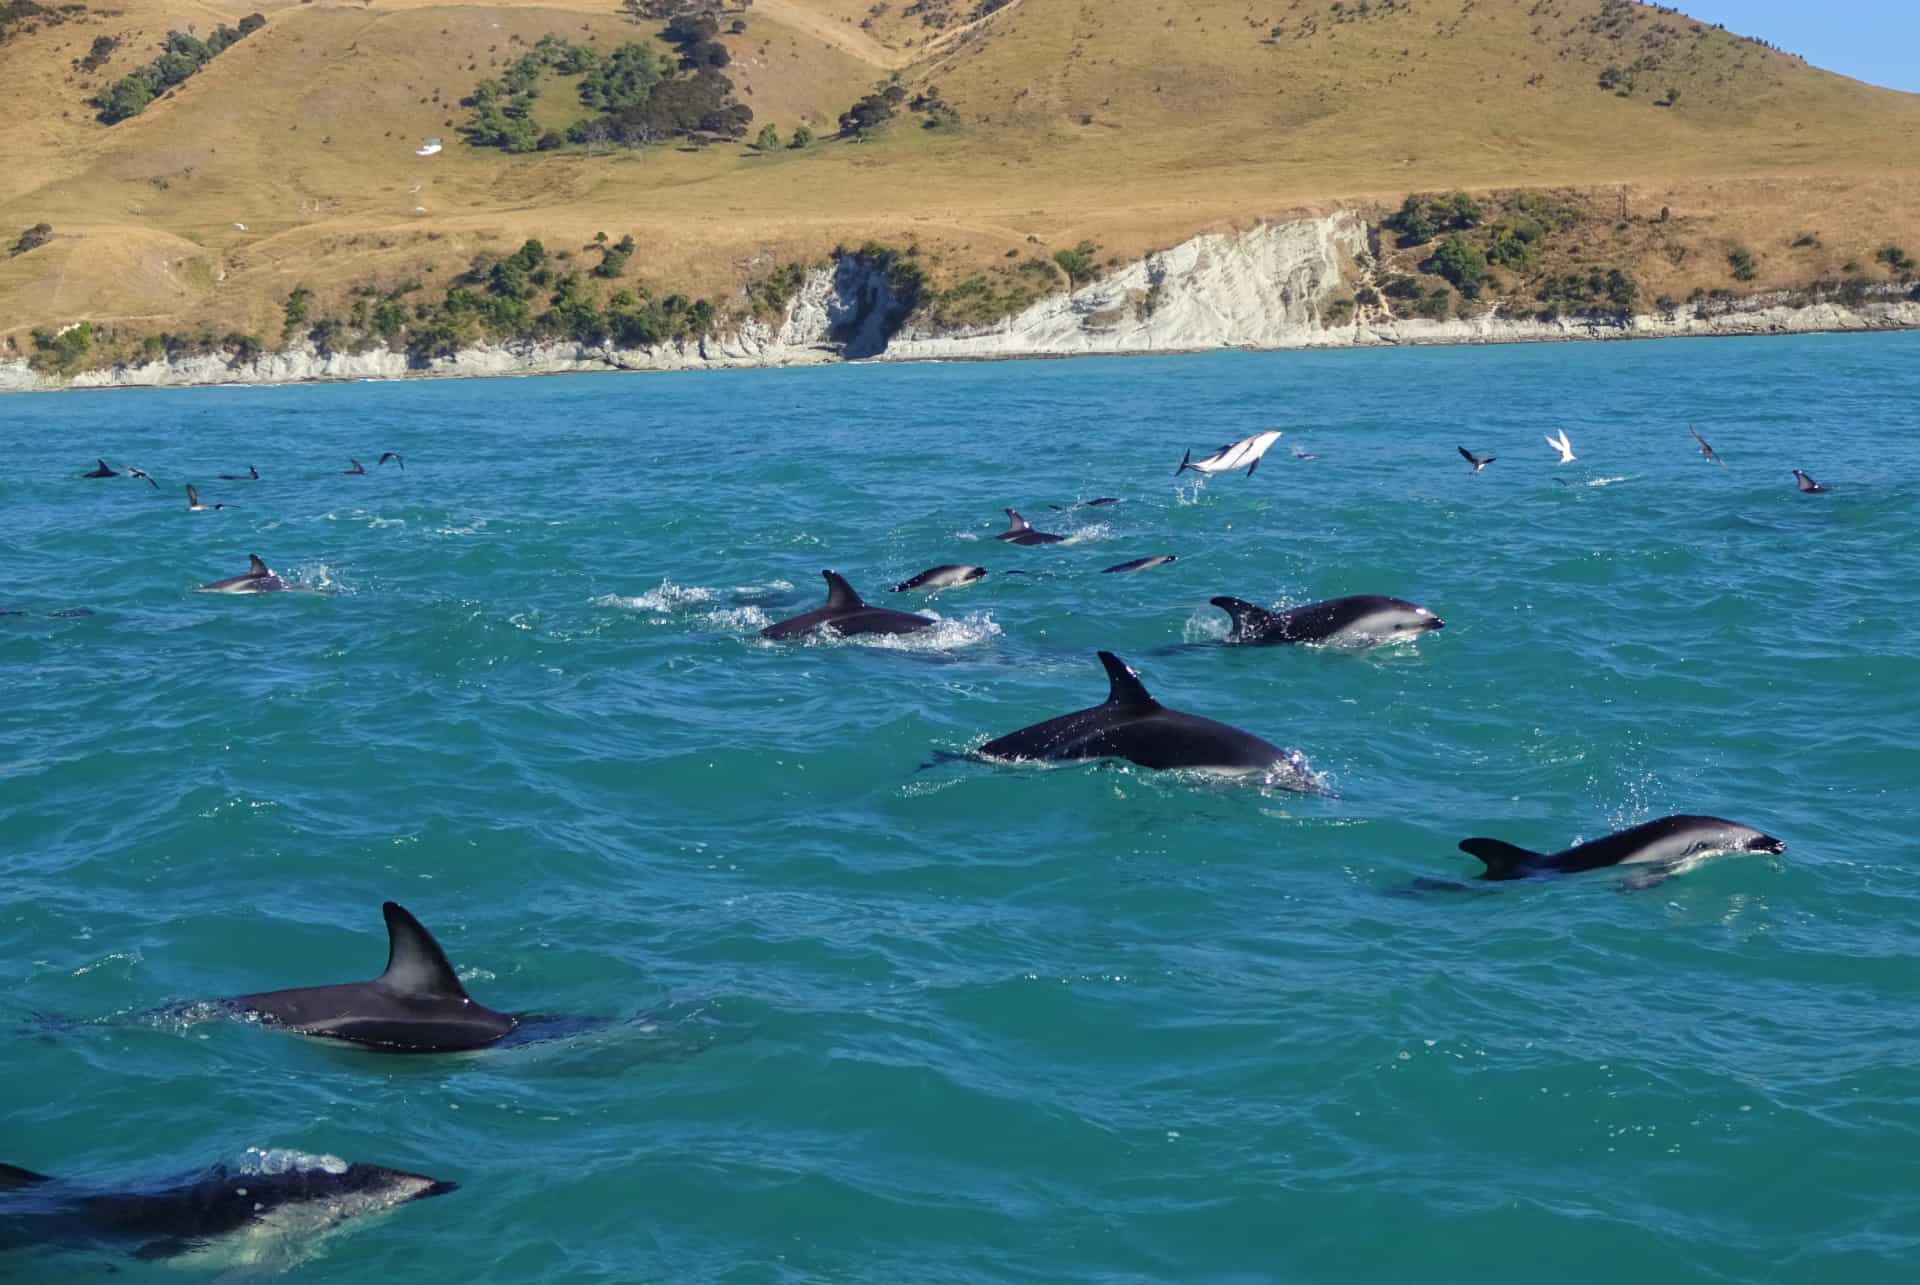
6,213,1917,394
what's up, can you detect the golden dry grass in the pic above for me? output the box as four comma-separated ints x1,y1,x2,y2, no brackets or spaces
2,0,1917,353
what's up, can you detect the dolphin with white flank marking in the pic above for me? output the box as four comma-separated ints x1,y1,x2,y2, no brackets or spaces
1459,814,1784,887
974,651,1315,782
1175,430,1283,477
761,571,934,639
1102,555,1177,574
1211,594,1444,647
0,1148,454,1266
1545,429,1576,464
995,510,1067,546
892,565,986,593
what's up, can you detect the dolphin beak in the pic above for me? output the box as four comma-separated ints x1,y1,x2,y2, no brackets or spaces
419,1179,460,1200
1759,836,1786,855
1425,617,1445,630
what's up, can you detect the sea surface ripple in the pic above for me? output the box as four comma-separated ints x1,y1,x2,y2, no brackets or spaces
3,334,1918,1282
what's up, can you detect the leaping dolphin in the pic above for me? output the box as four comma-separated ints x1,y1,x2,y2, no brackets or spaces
229,902,519,1052
1792,469,1826,493
1211,594,1444,647
0,1148,454,1265
1176,430,1283,477
194,554,289,594
974,651,1316,782
1690,425,1725,467
1459,814,1784,887
995,510,1067,545
892,565,986,593
761,571,935,640
1545,429,1576,464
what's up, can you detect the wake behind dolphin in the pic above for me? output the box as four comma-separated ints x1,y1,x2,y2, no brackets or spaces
0,1148,453,1267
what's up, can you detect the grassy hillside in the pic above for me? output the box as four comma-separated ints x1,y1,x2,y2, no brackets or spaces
3,0,1918,367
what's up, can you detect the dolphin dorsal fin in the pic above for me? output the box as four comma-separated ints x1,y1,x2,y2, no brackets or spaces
246,554,271,578
1210,596,1277,637
377,902,471,999
1097,651,1158,710
0,1163,54,1191
1003,509,1031,534
821,570,864,610
186,484,199,506
1458,838,1541,879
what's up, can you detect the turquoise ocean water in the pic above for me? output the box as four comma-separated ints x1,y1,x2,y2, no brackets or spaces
3,334,1918,1281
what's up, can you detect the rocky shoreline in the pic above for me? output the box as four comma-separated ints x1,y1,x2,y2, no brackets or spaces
6,213,1916,394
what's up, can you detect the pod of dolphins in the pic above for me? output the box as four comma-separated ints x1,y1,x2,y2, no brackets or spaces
7,423,1805,1265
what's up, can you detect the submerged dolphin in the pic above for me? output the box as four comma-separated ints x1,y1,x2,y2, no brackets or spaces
761,571,934,640
1103,555,1177,574
0,1149,453,1265
194,554,289,594
229,902,518,1052
1459,814,1784,887
1792,469,1826,493
1211,594,1444,647
216,465,259,481
975,651,1315,781
81,459,119,478
892,565,986,593
1176,430,1282,477
995,509,1066,545
342,458,367,475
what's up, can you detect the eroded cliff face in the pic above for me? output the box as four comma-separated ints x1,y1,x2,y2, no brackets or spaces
4,214,1916,392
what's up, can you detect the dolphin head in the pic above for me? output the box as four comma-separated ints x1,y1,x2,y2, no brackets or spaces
1742,830,1787,856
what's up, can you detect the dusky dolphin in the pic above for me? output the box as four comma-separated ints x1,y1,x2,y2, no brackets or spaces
995,510,1066,545
1211,594,1443,647
230,902,518,1053
1792,469,1826,493
761,571,935,640
975,651,1315,781
1103,556,1177,574
1048,497,1121,510
0,1149,453,1266
1545,429,1576,464
892,565,986,593
194,554,289,594
1458,446,1495,472
1459,814,1785,887
1176,430,1282,477
216,465,259,481
81,459,118,478
342,459,367,475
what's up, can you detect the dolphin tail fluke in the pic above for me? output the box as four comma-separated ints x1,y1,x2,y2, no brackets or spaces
0,1163,55,1191
1174,449,1192,476
1096,651,1158,710
821,570,864,610
1210,596,1276,640
1458,838,1541,880
186,484,199,507
379,902,473,1000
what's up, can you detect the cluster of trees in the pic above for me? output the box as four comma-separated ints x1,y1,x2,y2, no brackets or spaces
839,83,905,137
1536,268,1638,318
94,18,265,124
29,321,94,373
1726,246,1757,282
463,29,751,153
9,222,52,256
74,33,115,71
1385,191,1483,246
1875,245,1915,279
1421,234,1492,298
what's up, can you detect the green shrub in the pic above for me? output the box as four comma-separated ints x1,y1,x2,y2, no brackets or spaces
1385,191,1482,246
754,123,780,151
1052,240,1100,289
1874,244,1915,276
9,222,51,256
29,321,95,373
789,124,814,149
1423,233,1493,298
282,286,313,339
1727,247,1758,282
